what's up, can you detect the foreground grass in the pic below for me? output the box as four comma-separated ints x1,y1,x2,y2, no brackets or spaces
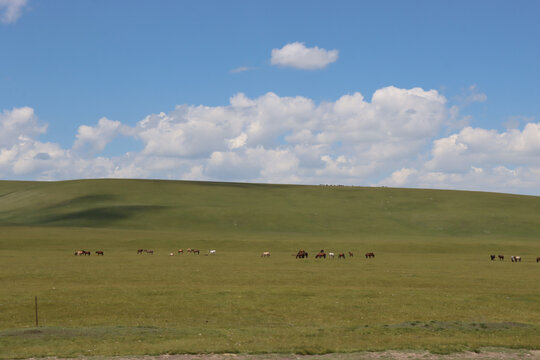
1,226,539,358
1,180,540,357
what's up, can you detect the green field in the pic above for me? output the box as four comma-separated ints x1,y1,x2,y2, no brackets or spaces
1,179,539,358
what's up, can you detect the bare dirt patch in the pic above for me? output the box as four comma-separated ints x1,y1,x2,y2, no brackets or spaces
24,349,540,360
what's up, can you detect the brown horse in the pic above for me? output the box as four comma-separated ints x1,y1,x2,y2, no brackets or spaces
178,249,184,254
137,249,144,254
95,251,104,256
338,253,345,259
315,251,326,259
537,257,540,263
82,250,91,256
296,250,308,259
348,251,354,257
145,249,154,255
191,249,200,254
365,252,375,259
498,255,504,261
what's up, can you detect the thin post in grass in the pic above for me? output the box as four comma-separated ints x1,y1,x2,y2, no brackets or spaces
35,296,38,327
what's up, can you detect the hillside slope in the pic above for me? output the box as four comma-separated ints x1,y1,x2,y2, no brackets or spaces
1,179,539,237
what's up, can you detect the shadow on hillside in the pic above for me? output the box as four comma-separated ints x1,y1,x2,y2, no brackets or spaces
33,205,168,227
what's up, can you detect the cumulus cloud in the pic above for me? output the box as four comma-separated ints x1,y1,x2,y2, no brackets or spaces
0,0,28,24
2,87,540,196
73,117,133,156
381,123,540,194
271,42,338,70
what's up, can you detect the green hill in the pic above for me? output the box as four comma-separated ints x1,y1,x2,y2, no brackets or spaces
1,179,540,357
1,179,539,237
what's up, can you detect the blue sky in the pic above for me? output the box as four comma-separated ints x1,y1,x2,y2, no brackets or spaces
1,1,540,195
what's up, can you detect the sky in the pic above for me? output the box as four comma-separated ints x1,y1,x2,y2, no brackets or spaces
1,0,540,195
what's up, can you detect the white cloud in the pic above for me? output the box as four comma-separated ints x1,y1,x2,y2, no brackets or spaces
271,42,338,70
0,0,27,24
73,117,132,156
3,87,540,196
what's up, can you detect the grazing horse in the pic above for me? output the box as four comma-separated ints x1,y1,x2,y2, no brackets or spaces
261,251,271,257
315,251,326,259
82,250,91,256
178,249,183,254
348,251,354,257
328,252,335,259
511,256,521,262
145,249,154,255
490,255,496,261
498,255,504,261
74,250,84,256
338,253,345,259
537,257,540,263
169,252,174,256
137,249,144,254
365,252,375,259
296,250,308,259
191,249,200,254
95,251,104,256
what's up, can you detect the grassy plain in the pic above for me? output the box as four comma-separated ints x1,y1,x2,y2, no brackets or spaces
0,179,539,358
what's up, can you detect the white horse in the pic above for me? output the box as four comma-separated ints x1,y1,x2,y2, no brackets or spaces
328,252,335,259
261,251,271,257
208,249,216,255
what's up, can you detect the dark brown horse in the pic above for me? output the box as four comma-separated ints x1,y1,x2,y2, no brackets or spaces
365,252,375,259
498,255,504,261
82,250,91,256
490,255,496,261
95,251,104,256
315,251,326,259
178,249,184,254
191,249,200,254
145,249,154,255
536,257,540,263
296,250,308,259
338,253,345,259
137,249,144,254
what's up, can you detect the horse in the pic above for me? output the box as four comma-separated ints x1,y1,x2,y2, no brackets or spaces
191,249,200,254
296,250,308,259
315,251,326,259
537,257,540,263
178,249,183,254
208,250,216,255
328,252,335,259
348,251,354,257
169,252,174,256
74,250,84,256
261,251,271,257
338,253,345,259
498,255,504,261
145,249,154,255
511,256,521,262
82,250,91,256
95,251,104,256
365,252,375,259
490,255,496,261
137,249,144,254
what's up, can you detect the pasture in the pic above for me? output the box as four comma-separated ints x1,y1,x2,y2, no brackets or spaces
0,179,539,358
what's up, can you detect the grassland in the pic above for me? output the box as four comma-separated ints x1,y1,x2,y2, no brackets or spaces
0,179,539,358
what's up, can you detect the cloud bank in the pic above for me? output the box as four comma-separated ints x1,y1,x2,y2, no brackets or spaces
271,42,339,70
1,87,540,195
